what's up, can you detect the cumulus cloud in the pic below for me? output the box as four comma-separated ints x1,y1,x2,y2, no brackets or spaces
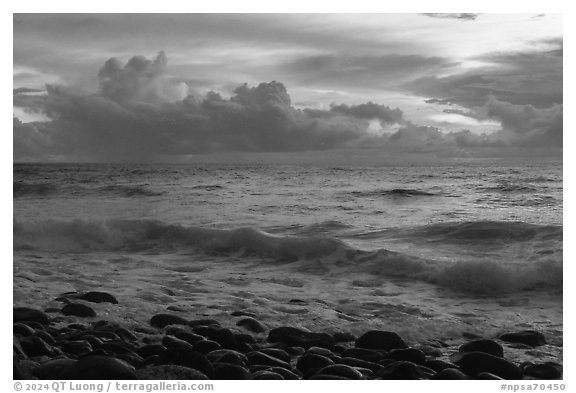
13,52,562,162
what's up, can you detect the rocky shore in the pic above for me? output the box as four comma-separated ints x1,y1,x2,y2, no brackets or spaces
13,291,562,380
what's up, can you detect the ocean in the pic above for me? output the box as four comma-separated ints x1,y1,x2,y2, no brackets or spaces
13,161,563,364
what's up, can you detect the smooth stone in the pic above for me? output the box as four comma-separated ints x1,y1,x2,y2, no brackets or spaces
522,362,562,379
20,336,60,357
309,374,349,380
388,348,426,365
34,330,56,346
355,330,407,351
231,310,257,318
79,291,118,304
194,326,236,348
61,340,92,356
166,305,186,312
207,349,248,367
266,367,301,380
341,348,386,363
500,331,546,347
236,317,267,333
424,359,459,372
251,370,284,380
163,336,195,351
432,368,468,379
137,365,209,380
114,327,138,341
116,352,144,367
189,319,220,327
14,336,27,359
174,331,206,345
234,333,257,344
156,348,214,378
150,314,188,329
338,357,382,373
32,358,77,379
453,351,523,379
376,361,434,380
333,332,356,342
268,326,335,349
477,372,505,380
259,348,291,363
14,361,33,379
246,351,291,369
315,364,364,380
306,346,338,360
214,363,251,380
99,341,137,354
296,353,334,373
62,303,96,318
14,307,50,325
136,344,167,358
61,355,136,379
14,323,36,337
285,346,305,356
192,340,221,354
459,339,504,357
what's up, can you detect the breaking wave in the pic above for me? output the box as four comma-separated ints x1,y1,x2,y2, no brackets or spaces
13,218,562,295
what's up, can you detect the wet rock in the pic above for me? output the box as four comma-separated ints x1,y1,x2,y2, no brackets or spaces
79,291,118,304
285,346,306,356
453,352,523,380
459,339,504,357
306,346,338,360
341,348,386,363
252,370,284,379
115,327,138,341
14,307,50,325
267,367,301,380
32,358,77,379
296,353,334,374
247,351,291,369
214,363,251,379
174,331,205,345
424,359,459,372
338,357,382,373
234,333,257,344
500,331,546,347
207,349,248,367
137,365,209,380
376,361,434,380
156,348,214,378
136,344,166,359
14,361,33,380
259,348,291,363
62,303,96,318
268,326,335,349
192,340,221,354
189,319,220,327
61,340,93,356
355,330,408,351
309,374,349,380
150,314,189,329
116,352,144,368
163,336,195,351
61,355,136,379
389,348,426,365
432,368,468,380
20,336,60,357
14,323,36,337
315,364,364,380
194,326,236,348
236,317,267,333
477,372,504,380
522,362,562,379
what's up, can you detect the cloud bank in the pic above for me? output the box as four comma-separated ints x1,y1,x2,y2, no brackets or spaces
14,52,562,162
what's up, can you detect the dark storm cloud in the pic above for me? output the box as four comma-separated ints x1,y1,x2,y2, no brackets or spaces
422,14,480,21
405,40,563,109
14,53,408,162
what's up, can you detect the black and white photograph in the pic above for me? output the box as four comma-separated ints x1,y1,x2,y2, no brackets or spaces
12,12,563,383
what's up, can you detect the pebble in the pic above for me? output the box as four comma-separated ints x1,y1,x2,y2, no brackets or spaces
355,330,408,351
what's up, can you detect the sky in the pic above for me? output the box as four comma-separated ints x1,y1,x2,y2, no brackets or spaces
13,13,563,163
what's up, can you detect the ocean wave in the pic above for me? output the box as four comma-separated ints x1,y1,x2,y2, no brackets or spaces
13,181,58,197
350,188,437,198
478,183,538,193
13,219,562,295
99,184,164,197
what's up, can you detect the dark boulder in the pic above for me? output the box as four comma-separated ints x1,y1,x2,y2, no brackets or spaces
62,303,96,318
314,364,364,380
137,365,208,380
459,339,504,357
32,358,77,379
376,361,434,380
61,355,136,379
14,307,50,325
355,330,407,351
192,340,221,354
251,370,284,379
268,326,335,349
246,351,291,369
522,362,562,379
156,348,214,378
341,347,386,363
500,331,546,347
388,347,426,365
236,317,267,333
79,291,118,304
214,363,251,380
150,314,188,329
432,368,468,380
296,353,334,374
453,351,523,380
